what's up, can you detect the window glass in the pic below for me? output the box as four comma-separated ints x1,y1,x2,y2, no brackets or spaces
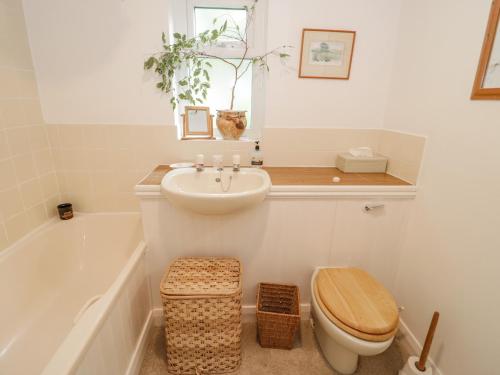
201,58,252,127
194,7,247,43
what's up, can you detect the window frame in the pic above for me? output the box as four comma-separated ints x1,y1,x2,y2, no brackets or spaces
171,0,268,139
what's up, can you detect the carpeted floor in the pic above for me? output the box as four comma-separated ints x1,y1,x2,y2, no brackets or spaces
139,322,406,375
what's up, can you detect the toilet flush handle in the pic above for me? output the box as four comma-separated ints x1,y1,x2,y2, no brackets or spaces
364,203,385,212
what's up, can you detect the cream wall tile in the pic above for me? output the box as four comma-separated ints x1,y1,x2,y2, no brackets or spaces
4,212,29,243
44,194,60,218
0,103,6,129
46,125,60,148
377,130,426,184
20,178,44,208
13,153,36,183
109,148,134,170
58,125,84,148
109,125,132,149
0,159,17,190
0,187,24,221
83,125,110,149
61,148,89,171
0,0,61,252
64,172,92,194
24,100,44,125
91,172,116,194
34,149,55,175
93,193,119,212
0,223,8,250
85,148,111,171
1,100,29,127
39,172,59,199
0,130,9,159
29,126,49,150
26,203,48,228
5,126,30,156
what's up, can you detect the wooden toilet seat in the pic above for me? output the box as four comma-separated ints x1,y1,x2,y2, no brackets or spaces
314,268,399,342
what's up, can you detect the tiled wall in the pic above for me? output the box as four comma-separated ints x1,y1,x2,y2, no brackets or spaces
0,0,61,252
45,124,425,214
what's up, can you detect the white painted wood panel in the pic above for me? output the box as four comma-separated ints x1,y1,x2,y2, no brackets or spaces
329,199,411,294
140,196,413,309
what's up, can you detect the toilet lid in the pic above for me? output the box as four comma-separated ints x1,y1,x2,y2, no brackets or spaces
315,268,399,336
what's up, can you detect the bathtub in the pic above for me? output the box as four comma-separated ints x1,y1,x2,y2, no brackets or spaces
0,213,151,375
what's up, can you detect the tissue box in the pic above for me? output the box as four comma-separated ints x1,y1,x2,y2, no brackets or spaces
336,153,388,173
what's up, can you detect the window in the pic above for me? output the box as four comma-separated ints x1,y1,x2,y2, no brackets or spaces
171,0,267,138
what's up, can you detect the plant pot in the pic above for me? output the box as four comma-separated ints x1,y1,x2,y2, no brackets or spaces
216,110,247,140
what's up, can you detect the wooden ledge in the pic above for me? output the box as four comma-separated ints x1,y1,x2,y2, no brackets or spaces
138,165,410,186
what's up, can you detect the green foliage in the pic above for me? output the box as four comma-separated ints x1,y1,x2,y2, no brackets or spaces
143,0,290,110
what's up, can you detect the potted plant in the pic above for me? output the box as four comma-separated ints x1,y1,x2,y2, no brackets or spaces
144,1,289,140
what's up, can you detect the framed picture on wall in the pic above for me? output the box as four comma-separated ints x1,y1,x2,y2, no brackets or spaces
299,28,356,80
471,0,500,100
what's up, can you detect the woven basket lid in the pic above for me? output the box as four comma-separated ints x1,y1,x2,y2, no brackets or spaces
161,257,242,297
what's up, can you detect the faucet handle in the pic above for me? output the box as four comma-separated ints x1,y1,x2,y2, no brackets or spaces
213,154,223,170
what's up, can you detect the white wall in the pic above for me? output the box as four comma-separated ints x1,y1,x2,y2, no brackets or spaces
23,0,401,129
385,0,500,374
265,0,401,128
22,0,174,125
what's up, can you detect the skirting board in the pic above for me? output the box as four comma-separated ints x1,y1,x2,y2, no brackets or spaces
151,303,311,326
398,318,444,375
125,310,154,375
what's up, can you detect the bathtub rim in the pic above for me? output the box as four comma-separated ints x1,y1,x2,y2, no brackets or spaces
0,211,142,261
21,212,149,375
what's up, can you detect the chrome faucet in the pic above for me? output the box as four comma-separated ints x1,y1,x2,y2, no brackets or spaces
212,155,224,171
195,154,204,172
232,154,240,172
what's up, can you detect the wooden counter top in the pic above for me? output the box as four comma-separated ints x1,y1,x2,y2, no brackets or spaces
138,165,410,186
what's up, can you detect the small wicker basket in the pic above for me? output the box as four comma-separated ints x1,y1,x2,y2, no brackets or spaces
160,257,242,374
256,283,301,350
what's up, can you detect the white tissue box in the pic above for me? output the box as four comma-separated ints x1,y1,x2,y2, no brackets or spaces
336,153,388,173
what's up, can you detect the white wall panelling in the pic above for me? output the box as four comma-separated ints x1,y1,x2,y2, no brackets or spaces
139,195,413,308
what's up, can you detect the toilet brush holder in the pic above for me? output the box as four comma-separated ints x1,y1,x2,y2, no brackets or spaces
399,356,432,375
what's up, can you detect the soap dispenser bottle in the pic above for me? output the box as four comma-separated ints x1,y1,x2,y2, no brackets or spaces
251,141,263,168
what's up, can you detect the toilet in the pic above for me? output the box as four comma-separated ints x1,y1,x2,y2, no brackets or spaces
310,267,399,374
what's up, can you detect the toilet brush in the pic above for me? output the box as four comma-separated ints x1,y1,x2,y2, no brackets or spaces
399,311,440,375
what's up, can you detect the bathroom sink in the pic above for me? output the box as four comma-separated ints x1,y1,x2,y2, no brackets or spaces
161,167,271,215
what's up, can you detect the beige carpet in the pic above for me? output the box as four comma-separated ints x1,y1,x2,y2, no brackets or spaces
139,322,406,375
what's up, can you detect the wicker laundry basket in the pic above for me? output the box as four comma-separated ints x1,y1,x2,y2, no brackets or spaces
160,257,242,374
256,283,300,349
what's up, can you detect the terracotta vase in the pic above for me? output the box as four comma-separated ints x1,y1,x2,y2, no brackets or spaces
216,110,247,140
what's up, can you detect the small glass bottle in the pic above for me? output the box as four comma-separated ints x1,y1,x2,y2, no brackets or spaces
251,141,263,168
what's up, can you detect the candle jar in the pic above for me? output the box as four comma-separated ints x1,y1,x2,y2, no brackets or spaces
57,203,73,220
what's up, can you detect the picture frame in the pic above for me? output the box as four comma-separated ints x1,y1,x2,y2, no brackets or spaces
299,28,356,80
181,106,214,139
471,0,500,100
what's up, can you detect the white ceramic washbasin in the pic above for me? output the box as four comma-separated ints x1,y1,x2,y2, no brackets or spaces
161,167,271,215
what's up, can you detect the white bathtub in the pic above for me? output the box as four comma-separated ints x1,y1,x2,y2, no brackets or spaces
0,213,152,375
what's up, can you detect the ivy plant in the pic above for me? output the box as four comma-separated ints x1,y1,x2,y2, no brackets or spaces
144,1,290,110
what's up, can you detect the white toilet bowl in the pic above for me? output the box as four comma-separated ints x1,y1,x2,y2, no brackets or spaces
310,267,398,374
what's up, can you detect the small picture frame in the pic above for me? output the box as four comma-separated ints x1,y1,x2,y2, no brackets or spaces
299,28,356,80
182,106,214,139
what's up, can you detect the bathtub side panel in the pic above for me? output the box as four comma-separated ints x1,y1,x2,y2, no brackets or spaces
75,253,151,375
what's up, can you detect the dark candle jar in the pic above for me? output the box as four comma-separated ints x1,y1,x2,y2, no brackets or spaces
57,203,73,220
